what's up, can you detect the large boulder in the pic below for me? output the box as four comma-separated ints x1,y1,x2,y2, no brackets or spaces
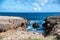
43,16,60,36
0,16,28,32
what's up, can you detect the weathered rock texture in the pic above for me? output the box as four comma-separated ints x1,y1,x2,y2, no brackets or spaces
43,16,60,36
0,16,28,32
0,28,56,40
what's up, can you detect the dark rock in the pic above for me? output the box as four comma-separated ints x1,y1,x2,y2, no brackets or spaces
43,16,60,37
0,29,2,32
32,22,39,29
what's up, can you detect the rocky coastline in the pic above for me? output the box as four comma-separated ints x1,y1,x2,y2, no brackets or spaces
0,16,59,40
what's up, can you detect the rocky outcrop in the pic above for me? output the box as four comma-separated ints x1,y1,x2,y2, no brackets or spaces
43,16,60,37
0,16,28,32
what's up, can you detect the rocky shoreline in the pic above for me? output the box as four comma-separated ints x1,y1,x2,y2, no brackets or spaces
0,16,59,40
0,27,56,40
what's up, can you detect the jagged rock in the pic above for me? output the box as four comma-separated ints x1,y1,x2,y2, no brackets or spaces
0,16,28,32
43,16,60,36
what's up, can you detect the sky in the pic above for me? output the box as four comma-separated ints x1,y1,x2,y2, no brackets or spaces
0,0,60,12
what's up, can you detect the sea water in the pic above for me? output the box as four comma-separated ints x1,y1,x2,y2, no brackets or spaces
0,13,60,33
27,20,45,33
0,0,60,33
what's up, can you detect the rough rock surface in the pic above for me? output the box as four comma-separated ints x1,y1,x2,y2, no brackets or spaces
50,24,60,35
0,28,56,40
0,16,28,32
0,16,57,40
43,16,60,36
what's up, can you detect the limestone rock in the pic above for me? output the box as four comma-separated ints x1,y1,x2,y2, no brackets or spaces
0,16,28,32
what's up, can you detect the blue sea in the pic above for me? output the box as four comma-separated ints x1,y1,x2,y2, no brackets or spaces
0,13,60,33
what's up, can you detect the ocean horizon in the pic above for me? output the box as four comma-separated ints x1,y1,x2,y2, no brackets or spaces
0,12,60,20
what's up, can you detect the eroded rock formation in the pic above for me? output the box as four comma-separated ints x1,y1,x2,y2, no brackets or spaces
43,16,60,37
0,16,28,32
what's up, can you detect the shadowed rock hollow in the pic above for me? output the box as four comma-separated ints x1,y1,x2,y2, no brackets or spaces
0,16,28,32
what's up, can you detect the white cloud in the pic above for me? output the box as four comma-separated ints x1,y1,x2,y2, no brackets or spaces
40,3,45,6
40,0,48,6
33,0,49,7
37,7,41,10
32,2,41,11
33,2,39,6
41,0,48,3
34,7,37,10
34,6,41,11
